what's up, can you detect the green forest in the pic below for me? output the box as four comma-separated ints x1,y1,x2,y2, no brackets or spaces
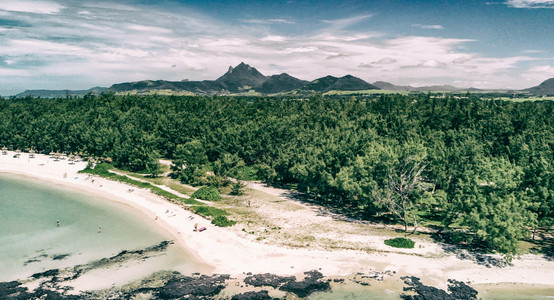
0,93,552,256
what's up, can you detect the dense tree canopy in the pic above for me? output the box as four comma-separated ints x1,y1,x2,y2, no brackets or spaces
1,93,552,255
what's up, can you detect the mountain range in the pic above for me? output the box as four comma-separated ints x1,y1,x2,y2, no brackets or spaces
14,62,554,97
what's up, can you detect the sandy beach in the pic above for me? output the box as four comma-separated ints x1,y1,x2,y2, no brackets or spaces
1,151,553,293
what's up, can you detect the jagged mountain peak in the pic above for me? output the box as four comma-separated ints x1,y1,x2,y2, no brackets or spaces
215,62,268,92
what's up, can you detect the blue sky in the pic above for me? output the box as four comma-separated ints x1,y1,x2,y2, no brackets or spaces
1,0,553,95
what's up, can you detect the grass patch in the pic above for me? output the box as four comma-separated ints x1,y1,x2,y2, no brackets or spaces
191,186,221,201
191,205,229,218
384,237,416,249
80,163,202,205
323,89,410,96
166,181,196,195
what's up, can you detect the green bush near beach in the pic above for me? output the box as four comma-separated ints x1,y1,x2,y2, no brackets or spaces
191,186,221,201
384,237,415,249
211,215,236,227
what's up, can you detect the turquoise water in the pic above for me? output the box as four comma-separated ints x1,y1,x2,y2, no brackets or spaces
0,173,208,282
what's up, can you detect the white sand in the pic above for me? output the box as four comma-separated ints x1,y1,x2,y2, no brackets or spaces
1,151,553,290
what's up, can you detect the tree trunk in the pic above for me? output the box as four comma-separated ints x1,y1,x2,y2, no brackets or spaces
412,215,419,234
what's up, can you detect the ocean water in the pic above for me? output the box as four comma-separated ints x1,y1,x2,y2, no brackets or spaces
0,173,209,283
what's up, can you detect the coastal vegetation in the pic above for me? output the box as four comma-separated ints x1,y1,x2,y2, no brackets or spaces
385,237,416,249
191,186,222,201
0,93,552,256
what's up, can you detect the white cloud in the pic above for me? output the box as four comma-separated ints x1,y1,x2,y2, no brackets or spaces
412,24,444,29
244,18,294,24
419,59,446,67
127,24,172,34
373,57,397,64
523,49,544,53
260,35,287,42
0,0,547,93
519,65,554,87
283,46,318,54
321,14,373,30
0,0,64,14
505,0,554,8
525,65,554,74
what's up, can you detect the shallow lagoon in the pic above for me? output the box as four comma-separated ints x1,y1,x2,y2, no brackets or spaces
0,173,208,284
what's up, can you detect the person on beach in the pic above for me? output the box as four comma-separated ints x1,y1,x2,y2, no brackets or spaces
57,220,60,227
194,223,198,232
98,227,102,233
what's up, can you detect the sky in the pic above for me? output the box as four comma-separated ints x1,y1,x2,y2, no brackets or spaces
1,0,554,95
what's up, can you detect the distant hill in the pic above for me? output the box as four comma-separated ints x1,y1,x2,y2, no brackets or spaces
524,78,554,95
372,81,411,91
215,62,268,93
24,62,547,97
372,81,481,92
303,75,379,92
256,73,309,94
110,79,227,94
16,87,108,98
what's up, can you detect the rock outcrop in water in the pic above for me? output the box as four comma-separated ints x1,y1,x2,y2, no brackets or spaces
400,276,478,300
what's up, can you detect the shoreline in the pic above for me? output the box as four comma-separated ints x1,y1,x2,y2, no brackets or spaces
1,151,554,293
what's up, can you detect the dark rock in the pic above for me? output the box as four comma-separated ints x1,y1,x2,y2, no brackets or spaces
447,279,479,299
28,288,82,300
155,274,230,299
279,270,330,298
0,281,81,300
244,273,295,288
231,290,274,300
31,269,59,279
24,259,41,265
454,250,511,268
400,276,478,300
400,276,453,300
52,254,70,260
0,281,27,299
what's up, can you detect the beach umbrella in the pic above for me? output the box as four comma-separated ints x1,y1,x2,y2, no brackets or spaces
1,146,7,155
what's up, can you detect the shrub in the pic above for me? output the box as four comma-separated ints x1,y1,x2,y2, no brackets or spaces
211,215,236,227
191,186,221,201
229,181,245,196
384,237,415,249
80,162,113,175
